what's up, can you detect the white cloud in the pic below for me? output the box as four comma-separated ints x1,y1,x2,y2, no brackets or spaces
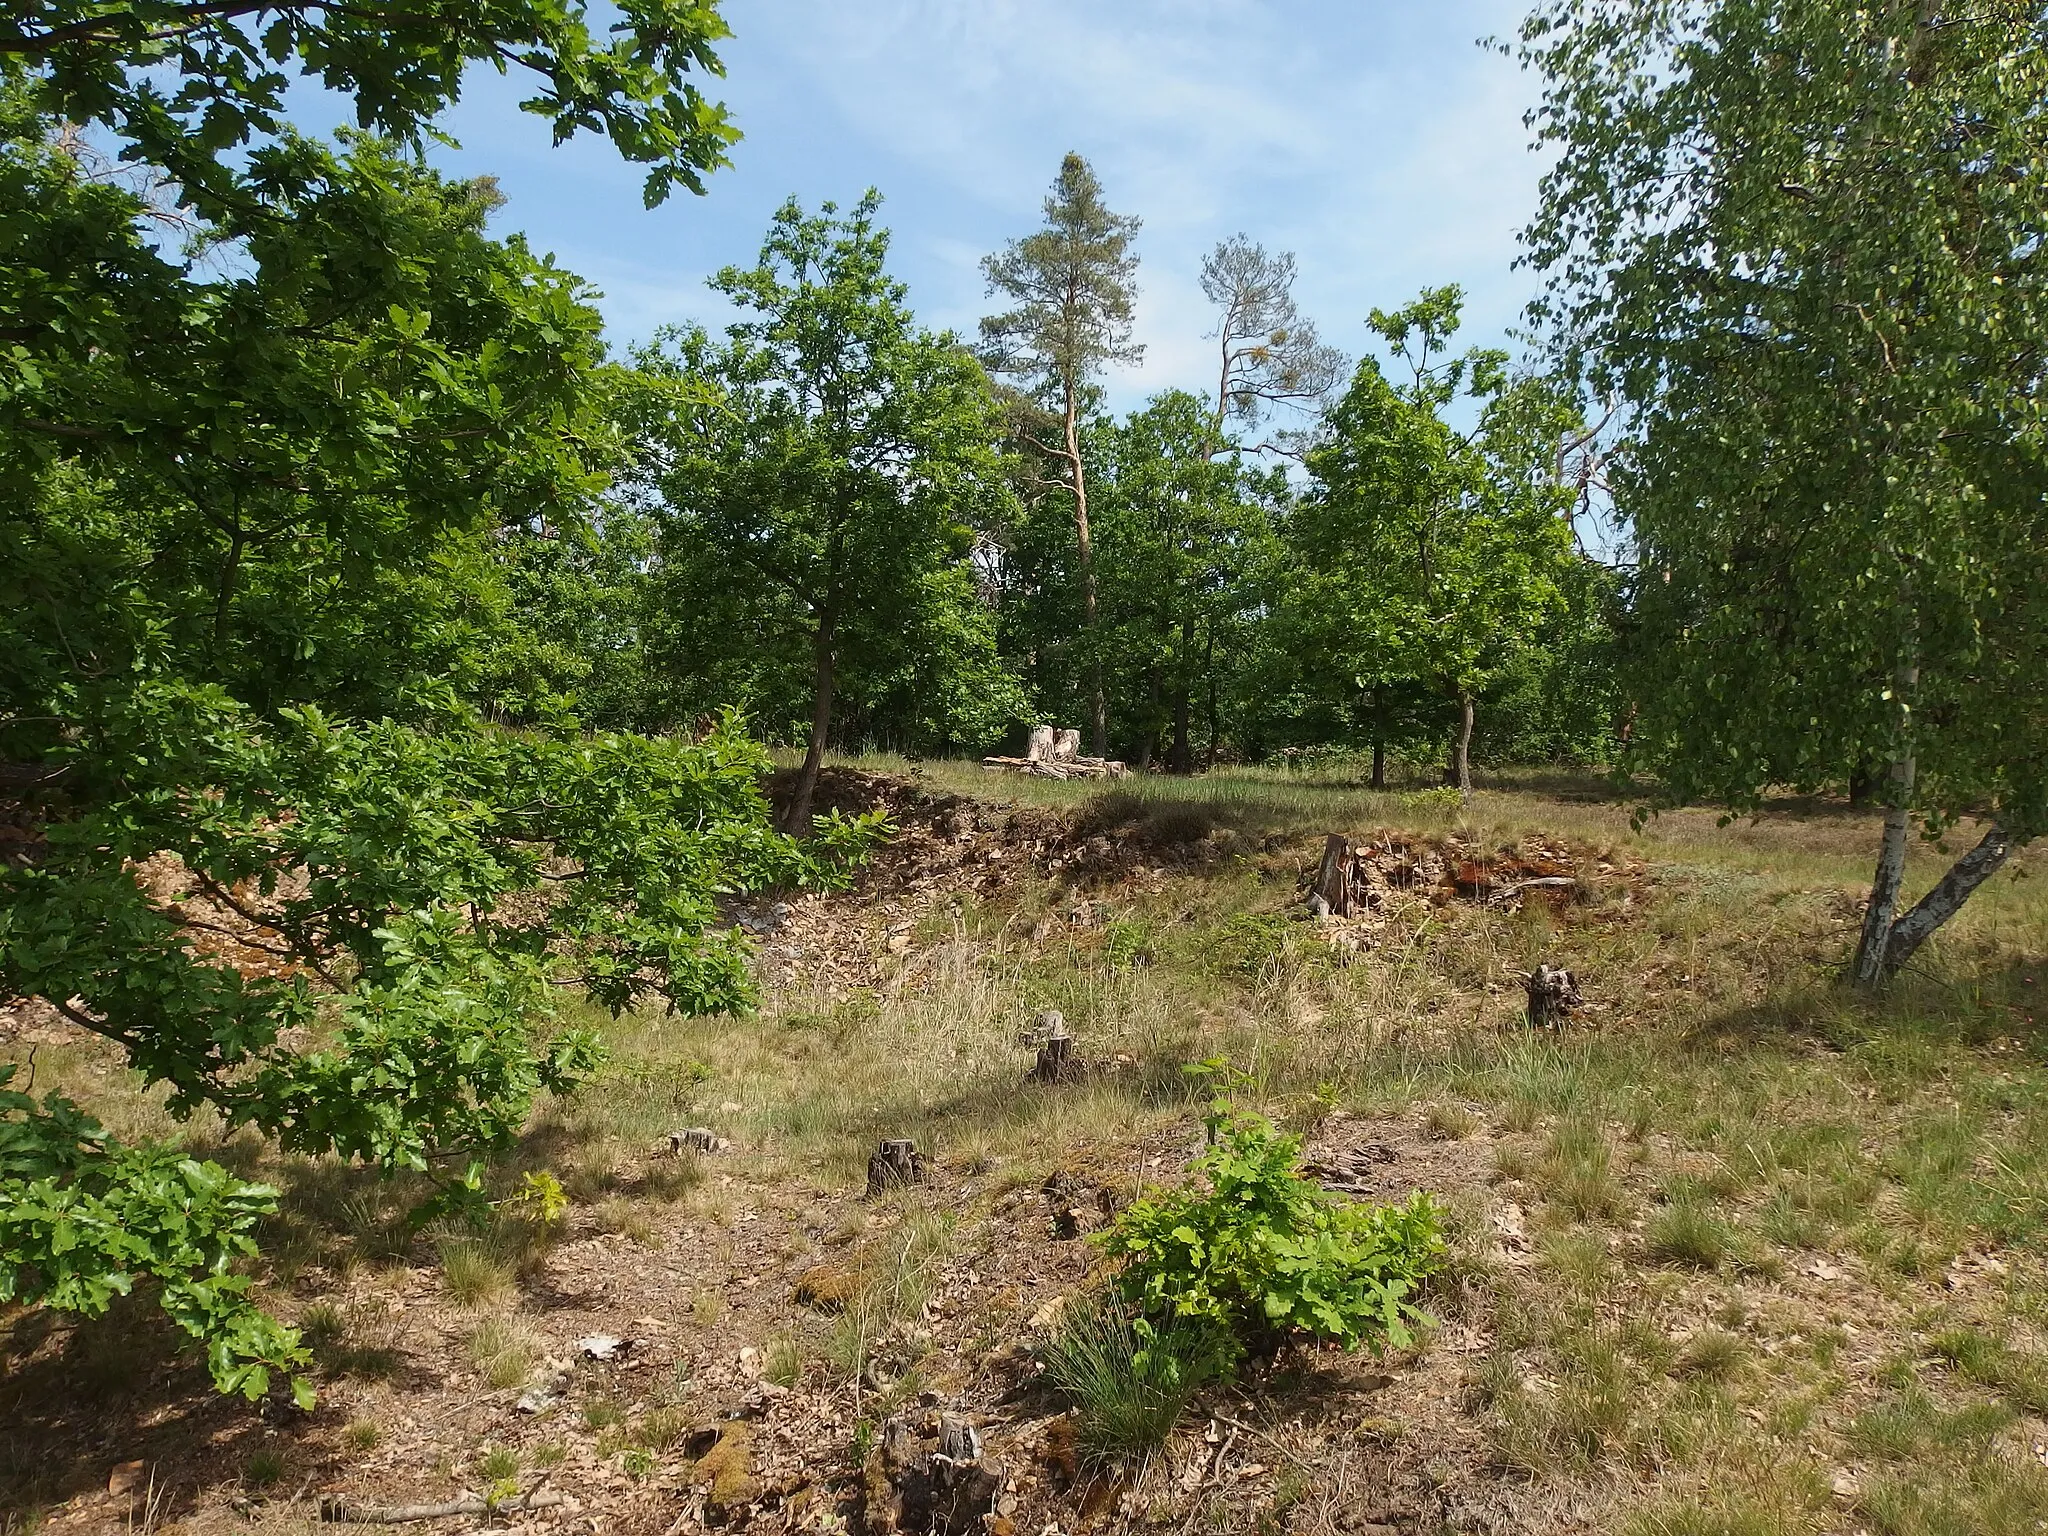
433,1,1549,404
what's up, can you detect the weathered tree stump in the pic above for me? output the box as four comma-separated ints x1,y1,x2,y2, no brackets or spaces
1525,963,1584,1032
1027,1009,1084,1084
865,1411,1002,1535
1312,832,1355,917
666,1126,728,1155
1051,728,1081,762
865,1138,931,1197
1025,724,1055,761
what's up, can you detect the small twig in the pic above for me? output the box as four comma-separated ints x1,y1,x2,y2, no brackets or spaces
1176,1426,1238,1536
1212,1411,1318,1474
317,1490,569,1524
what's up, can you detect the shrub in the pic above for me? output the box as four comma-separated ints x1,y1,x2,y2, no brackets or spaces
1098,1100,1445,1367
1400,786,1466,816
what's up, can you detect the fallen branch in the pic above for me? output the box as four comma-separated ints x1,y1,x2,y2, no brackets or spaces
318,1490,570,1524
1486,875,1575,906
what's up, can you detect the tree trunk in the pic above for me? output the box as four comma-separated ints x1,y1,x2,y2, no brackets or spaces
1203,630,1220,769
1851,760,1915,987
1312,833,1354,917
1170,618,1193,774
1371,738,1386,791
783,611,837,836
1878,822,2017,980
1064,390,1107,758
1451,693,1474,799
1852,653,1920,986
1135,665,1161,772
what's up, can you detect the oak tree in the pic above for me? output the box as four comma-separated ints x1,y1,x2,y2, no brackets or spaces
1289,289,1579,795
0,1,881,1404
633,195,1019,831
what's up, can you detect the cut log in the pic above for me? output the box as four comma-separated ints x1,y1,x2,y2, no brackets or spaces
979,755,1128,780
1487,875,1576,907
1026,724,1055,761
1312,833,1354,917
865,1137,931,1196
1525,964,1583,1032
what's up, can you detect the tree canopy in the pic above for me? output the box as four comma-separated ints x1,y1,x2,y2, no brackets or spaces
2,0,736,209
1287,288,1581,794
1520,0,2048,979
631,194,1022,829
1,0,890,1406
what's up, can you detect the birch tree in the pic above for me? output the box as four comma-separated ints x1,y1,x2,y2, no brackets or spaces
1521,0,2048,983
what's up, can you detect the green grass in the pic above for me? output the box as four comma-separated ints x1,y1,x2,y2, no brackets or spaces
1035,1302,1223,1467
1645,1196,1739,1270
438,1236,515,1307
467,1315,540,1390
822,1201,956,1386
9,755,2048,1529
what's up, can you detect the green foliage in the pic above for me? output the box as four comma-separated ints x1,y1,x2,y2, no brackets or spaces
1401,786,1467,816
0,4,883,1407
981,153,1144,396
0,1064,310,1403
1280,287,1585,774
509,1172,570,1228
1521,0,2048,959
4,1,736,211
1036,1300,1226,1466
1099,918,1154,970
632,194,1023,804
2,697,872,1169
1099,1095,1445,1364
1088,392,1286,769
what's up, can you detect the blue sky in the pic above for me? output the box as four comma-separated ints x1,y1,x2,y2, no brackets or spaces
409,1,1547,414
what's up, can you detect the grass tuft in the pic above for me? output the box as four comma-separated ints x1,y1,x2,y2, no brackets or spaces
1036,1302,1222,1467
467,1314,540,1390
1645,1199,1737,1270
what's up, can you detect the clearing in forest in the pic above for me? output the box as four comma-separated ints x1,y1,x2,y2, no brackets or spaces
3,763,2045,1536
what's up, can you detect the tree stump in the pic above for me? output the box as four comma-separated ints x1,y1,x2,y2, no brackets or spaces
1312,832,1355,917
1525,964,1584,1032
667,1126,727,1155
1025,724,1055,761
865,1138,931,1197
1051,728,1081,762
1028,1009,1084,1084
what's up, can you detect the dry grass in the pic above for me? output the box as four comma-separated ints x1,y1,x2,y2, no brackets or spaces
7,759,2046,1531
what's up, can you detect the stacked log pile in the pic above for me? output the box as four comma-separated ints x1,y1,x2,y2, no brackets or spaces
980,723,1127,780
